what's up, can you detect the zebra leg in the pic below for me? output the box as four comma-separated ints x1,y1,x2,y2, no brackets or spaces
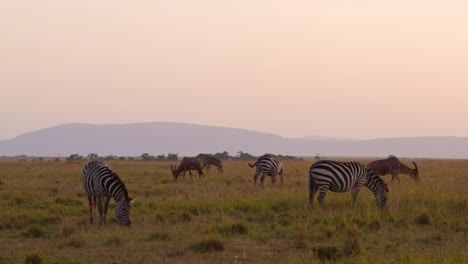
351,188,362,209
317,189,328,209
391,173,401,184
309,186,317,208
88,194,96,224
260,174,267,189
102,195,111,224
253,172,260,187
97,196,106,225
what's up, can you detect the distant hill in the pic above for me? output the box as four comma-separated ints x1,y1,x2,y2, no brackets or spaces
0,122,467,158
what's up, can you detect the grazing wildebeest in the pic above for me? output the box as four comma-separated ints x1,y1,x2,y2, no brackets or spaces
170,157,204,180
248,154,284,189
367,156,419,183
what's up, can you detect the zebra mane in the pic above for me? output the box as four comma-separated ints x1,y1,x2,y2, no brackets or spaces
366,168,387,189
111,171,130,201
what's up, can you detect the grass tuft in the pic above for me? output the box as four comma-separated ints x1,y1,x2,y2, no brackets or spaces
313,246,340,261
148,231,171,241
415,212,430,225
25,251,42,264
189,238,225,253
343,225,362,256
22,226,45,239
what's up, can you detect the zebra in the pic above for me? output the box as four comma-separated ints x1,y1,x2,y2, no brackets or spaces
83,160,135,226
308,160,388,209
248,154,284,188
196,154,224,174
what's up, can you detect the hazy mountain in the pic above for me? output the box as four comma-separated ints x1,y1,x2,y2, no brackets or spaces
0,122,467,158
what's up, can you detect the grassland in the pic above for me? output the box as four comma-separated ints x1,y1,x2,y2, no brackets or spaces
0,158,466,264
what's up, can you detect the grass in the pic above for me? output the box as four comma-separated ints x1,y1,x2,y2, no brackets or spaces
0,159,466,263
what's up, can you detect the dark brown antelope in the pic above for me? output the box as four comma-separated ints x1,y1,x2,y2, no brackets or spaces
170,157,204,180
367,156,419,184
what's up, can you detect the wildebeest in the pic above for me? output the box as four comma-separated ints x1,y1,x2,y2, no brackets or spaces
367,156,419,183
170,157,204,180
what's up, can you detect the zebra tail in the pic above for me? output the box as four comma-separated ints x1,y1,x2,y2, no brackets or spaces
248,161,257,168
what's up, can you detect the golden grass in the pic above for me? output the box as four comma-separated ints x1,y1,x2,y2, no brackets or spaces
0,158,466,263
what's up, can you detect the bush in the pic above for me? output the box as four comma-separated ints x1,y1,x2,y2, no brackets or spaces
25,251,42,264
189,239,224,253
415,212,430,225
313,246,340,261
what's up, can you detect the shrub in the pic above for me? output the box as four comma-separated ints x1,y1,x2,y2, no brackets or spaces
343,225,362,256
25,251,42,264
313,246,340,261
189,239,224,253
415,212,430,225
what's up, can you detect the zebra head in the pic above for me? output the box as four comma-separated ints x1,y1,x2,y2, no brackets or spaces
366,168,388,209
115,196,135,226
374,185,388,209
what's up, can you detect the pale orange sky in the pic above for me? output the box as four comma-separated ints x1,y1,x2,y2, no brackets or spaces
1,1,468,140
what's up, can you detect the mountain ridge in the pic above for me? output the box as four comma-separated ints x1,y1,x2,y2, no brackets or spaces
1,122,467,158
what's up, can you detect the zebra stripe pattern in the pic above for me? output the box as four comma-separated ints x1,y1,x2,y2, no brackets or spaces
83,160,135,226
196,154,224,174
308,160,388,209
249,154,284,188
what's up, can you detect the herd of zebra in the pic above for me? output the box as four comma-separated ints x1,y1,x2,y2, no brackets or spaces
82,154,419,226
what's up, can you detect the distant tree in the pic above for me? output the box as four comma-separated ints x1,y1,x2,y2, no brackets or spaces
118,156,126,161
235,151,256,161
103,155,117,161
141,153,150,160
87,153,99,160
166,153,179,161
156,154,166,161
66,154,84,161
213,151,231,161
141,153,156,161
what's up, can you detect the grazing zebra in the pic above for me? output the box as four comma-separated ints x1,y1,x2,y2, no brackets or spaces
83,160,135,226
248,154,284,188
196,154,224,174
309,160,388,209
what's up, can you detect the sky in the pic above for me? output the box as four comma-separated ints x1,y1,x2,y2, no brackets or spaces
1,1,468,140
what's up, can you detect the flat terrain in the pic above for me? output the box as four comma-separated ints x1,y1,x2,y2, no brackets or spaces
0,159,466,263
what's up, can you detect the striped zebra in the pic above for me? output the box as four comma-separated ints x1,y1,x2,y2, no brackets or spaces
248,154,284,188
309,160,388,209
83,160,135,226
196,154,224,174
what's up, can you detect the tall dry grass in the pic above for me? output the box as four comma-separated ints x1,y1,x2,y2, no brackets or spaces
0,158,466,263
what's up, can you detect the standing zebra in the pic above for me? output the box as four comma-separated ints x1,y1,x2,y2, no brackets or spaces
309,160,388,209
196,154,224,174
83,160,135,226
248,154,284,188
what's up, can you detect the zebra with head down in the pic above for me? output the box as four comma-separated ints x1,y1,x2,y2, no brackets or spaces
83,160,135,226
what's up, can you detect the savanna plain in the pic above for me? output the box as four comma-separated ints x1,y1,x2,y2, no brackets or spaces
0,158,467,264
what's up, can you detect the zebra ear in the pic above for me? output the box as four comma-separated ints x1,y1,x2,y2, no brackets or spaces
129,197,136,203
